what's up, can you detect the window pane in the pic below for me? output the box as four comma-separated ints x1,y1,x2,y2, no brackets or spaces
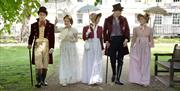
77,0,83,2
57,13,64,24
174,0,180,2
172,13,180,24
156,0,162,2
116,0,121,2
154,15,162,24
77,14,83,24
135,0,141,2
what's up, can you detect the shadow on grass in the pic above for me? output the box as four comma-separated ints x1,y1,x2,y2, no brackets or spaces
0,46,60,91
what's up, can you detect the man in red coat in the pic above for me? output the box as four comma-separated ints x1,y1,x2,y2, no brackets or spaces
103,3,130,85
27,6,55,88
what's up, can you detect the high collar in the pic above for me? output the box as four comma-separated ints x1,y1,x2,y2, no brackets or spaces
90,23,97,27
36,18,49,23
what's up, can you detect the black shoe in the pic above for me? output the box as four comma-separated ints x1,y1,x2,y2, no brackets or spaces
41,81,48,86
35,83,41,88
115,81,124,85
111,75,115,82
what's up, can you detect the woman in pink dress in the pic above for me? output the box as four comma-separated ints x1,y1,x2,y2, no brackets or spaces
128,13,154,87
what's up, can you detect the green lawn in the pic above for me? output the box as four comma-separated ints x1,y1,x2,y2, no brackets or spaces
154,37,180,43
0,46,60,91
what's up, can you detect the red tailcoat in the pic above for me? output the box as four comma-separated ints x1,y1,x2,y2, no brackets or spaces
103,15,130,55
28,19,55,64
82,25,104,50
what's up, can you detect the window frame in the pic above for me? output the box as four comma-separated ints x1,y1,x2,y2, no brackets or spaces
77,13,83,24
173,0,180,2
135,0,141,2
156,0,162,2
77,0,83,2
115,0,121,2
172,13,180,25
154,15,162,25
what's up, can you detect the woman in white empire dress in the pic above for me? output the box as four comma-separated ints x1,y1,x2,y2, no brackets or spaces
55,15,81,86
82,13,104,85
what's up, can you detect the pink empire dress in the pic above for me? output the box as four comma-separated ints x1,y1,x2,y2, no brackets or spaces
129,25,154,86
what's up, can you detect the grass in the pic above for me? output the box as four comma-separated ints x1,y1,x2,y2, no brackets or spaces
154,37,180,43
0,46,60,91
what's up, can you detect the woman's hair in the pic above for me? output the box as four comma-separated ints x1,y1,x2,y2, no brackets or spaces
63,15,73,25
137,13,150,23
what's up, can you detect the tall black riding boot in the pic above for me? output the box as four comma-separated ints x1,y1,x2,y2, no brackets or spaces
115,62,124,85
111,63,116,82
41,69,48,86
35,69,42,88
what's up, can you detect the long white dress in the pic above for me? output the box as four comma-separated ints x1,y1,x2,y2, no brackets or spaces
58,27,81,85
82,25,103,85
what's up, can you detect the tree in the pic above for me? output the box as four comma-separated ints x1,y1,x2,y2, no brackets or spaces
94,0,102,6
0,0,48,34
0,0,100,35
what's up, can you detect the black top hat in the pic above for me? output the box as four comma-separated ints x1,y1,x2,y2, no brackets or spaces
112,3,124,11
38,6,48,15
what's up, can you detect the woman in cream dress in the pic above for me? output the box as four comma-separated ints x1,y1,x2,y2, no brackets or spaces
129,13,154,87
56,15,81,86
82,13,104,85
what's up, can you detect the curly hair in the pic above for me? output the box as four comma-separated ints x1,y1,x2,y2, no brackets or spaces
137,13,150,23
63,15,73,25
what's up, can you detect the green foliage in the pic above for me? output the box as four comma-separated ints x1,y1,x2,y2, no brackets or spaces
94,0,102,6
0,0,48,34
0,85,4,91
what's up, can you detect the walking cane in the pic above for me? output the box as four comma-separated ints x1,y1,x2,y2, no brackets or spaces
29,48,33,86
105,47,109,84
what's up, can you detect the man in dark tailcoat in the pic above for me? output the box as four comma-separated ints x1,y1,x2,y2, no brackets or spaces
27,6,55,88
103,3,130,85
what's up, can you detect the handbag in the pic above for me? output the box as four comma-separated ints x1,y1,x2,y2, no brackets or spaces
84,40,90,50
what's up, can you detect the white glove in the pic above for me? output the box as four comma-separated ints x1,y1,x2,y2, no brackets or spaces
86,29,91,37
106,41,110,48
49,48,54,54
149,42,154,48
123,39,128,47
